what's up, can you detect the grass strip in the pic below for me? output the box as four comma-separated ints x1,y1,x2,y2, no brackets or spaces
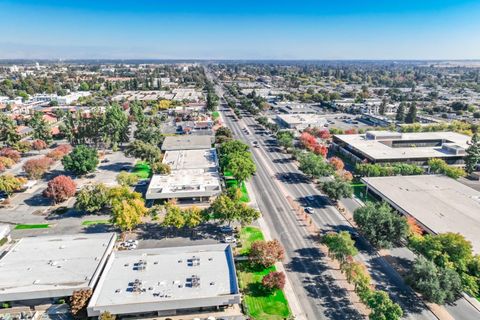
15,224,49,230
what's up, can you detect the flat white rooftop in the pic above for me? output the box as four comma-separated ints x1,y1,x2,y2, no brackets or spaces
0,233,116,301
87,244,240,316
335,131,469,161
276,114,326,125
362,175,480,253
161,135,212,151
146,169,221,200
162,148,218,171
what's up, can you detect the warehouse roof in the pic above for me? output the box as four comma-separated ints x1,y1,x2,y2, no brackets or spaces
335,131,469,161
362,175,480,253
87,244,240,316
0,233,116,301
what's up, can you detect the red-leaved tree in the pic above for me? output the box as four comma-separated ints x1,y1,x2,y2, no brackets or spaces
313,144,328,158
262,271,286,291
299,132,317,151
344,128,357,135
23,157,54,179
32,139,48,151
43,175,76,204
318,129,331,140
329,157,345,171
250,239,285,268
0,148,21,163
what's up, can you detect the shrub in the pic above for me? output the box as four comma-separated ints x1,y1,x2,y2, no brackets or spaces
46,150,65,160
329,157,345,171
0,156,15,168
116,171,139,186
151,162,172,175
262,271,286,291
32,139,48,151
43,175,76,204
23,157,53,179
0,148,21,163
249,239,285,268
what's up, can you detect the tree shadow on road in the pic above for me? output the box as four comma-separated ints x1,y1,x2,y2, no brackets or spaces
275,172,310,185
286,247,366,320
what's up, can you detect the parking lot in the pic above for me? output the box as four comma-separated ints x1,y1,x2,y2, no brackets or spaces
1,150,136,239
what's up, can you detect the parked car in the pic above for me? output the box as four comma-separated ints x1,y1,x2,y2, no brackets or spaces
219,226,233,233
223,236,237,244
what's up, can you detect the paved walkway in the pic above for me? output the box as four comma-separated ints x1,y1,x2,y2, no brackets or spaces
245,180,307,320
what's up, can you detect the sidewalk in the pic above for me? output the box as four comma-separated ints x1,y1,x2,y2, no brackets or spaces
244,180,307,320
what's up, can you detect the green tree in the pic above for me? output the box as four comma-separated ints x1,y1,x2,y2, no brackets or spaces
62,145,99,175
0,114,21,146
0,174,26,197
116,171,139,186
134,123,164,146
75,183,110,213
298,152,334,178
103,104,129,147
111,198,146,232
183,206,203,228
125,140,162,164
354,202,409,248
396,102,405,122
465,133,480,174
215,127,232,139
29,111,52,143
321,178,353,202
405,102,417,124
151,162,171,175
162,203,185,229
322,231,358,267
226,153,256,183
209,194,260,226
407,256,462,304
277,131,294,149
366,290,403,320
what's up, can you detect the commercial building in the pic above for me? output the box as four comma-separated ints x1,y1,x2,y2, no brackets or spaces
333,130,469,166
275,114,327,131
146,148,221,203
87,244,241,318
362,175,480,253
161,135,213,151
0,233,116,303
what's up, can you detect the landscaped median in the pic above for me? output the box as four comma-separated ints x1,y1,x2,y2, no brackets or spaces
236,226,291,320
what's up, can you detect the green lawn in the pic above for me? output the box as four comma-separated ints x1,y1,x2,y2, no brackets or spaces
81,219,111,226
226,179,250,203
237,262,291,320
15,224,50,230
239,226,264,255
132,161,152,179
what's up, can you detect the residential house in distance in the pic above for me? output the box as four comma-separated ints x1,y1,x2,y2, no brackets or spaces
332,130,469,166
87,244,241,318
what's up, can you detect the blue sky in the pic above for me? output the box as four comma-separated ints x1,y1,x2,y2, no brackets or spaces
0,0,479,59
